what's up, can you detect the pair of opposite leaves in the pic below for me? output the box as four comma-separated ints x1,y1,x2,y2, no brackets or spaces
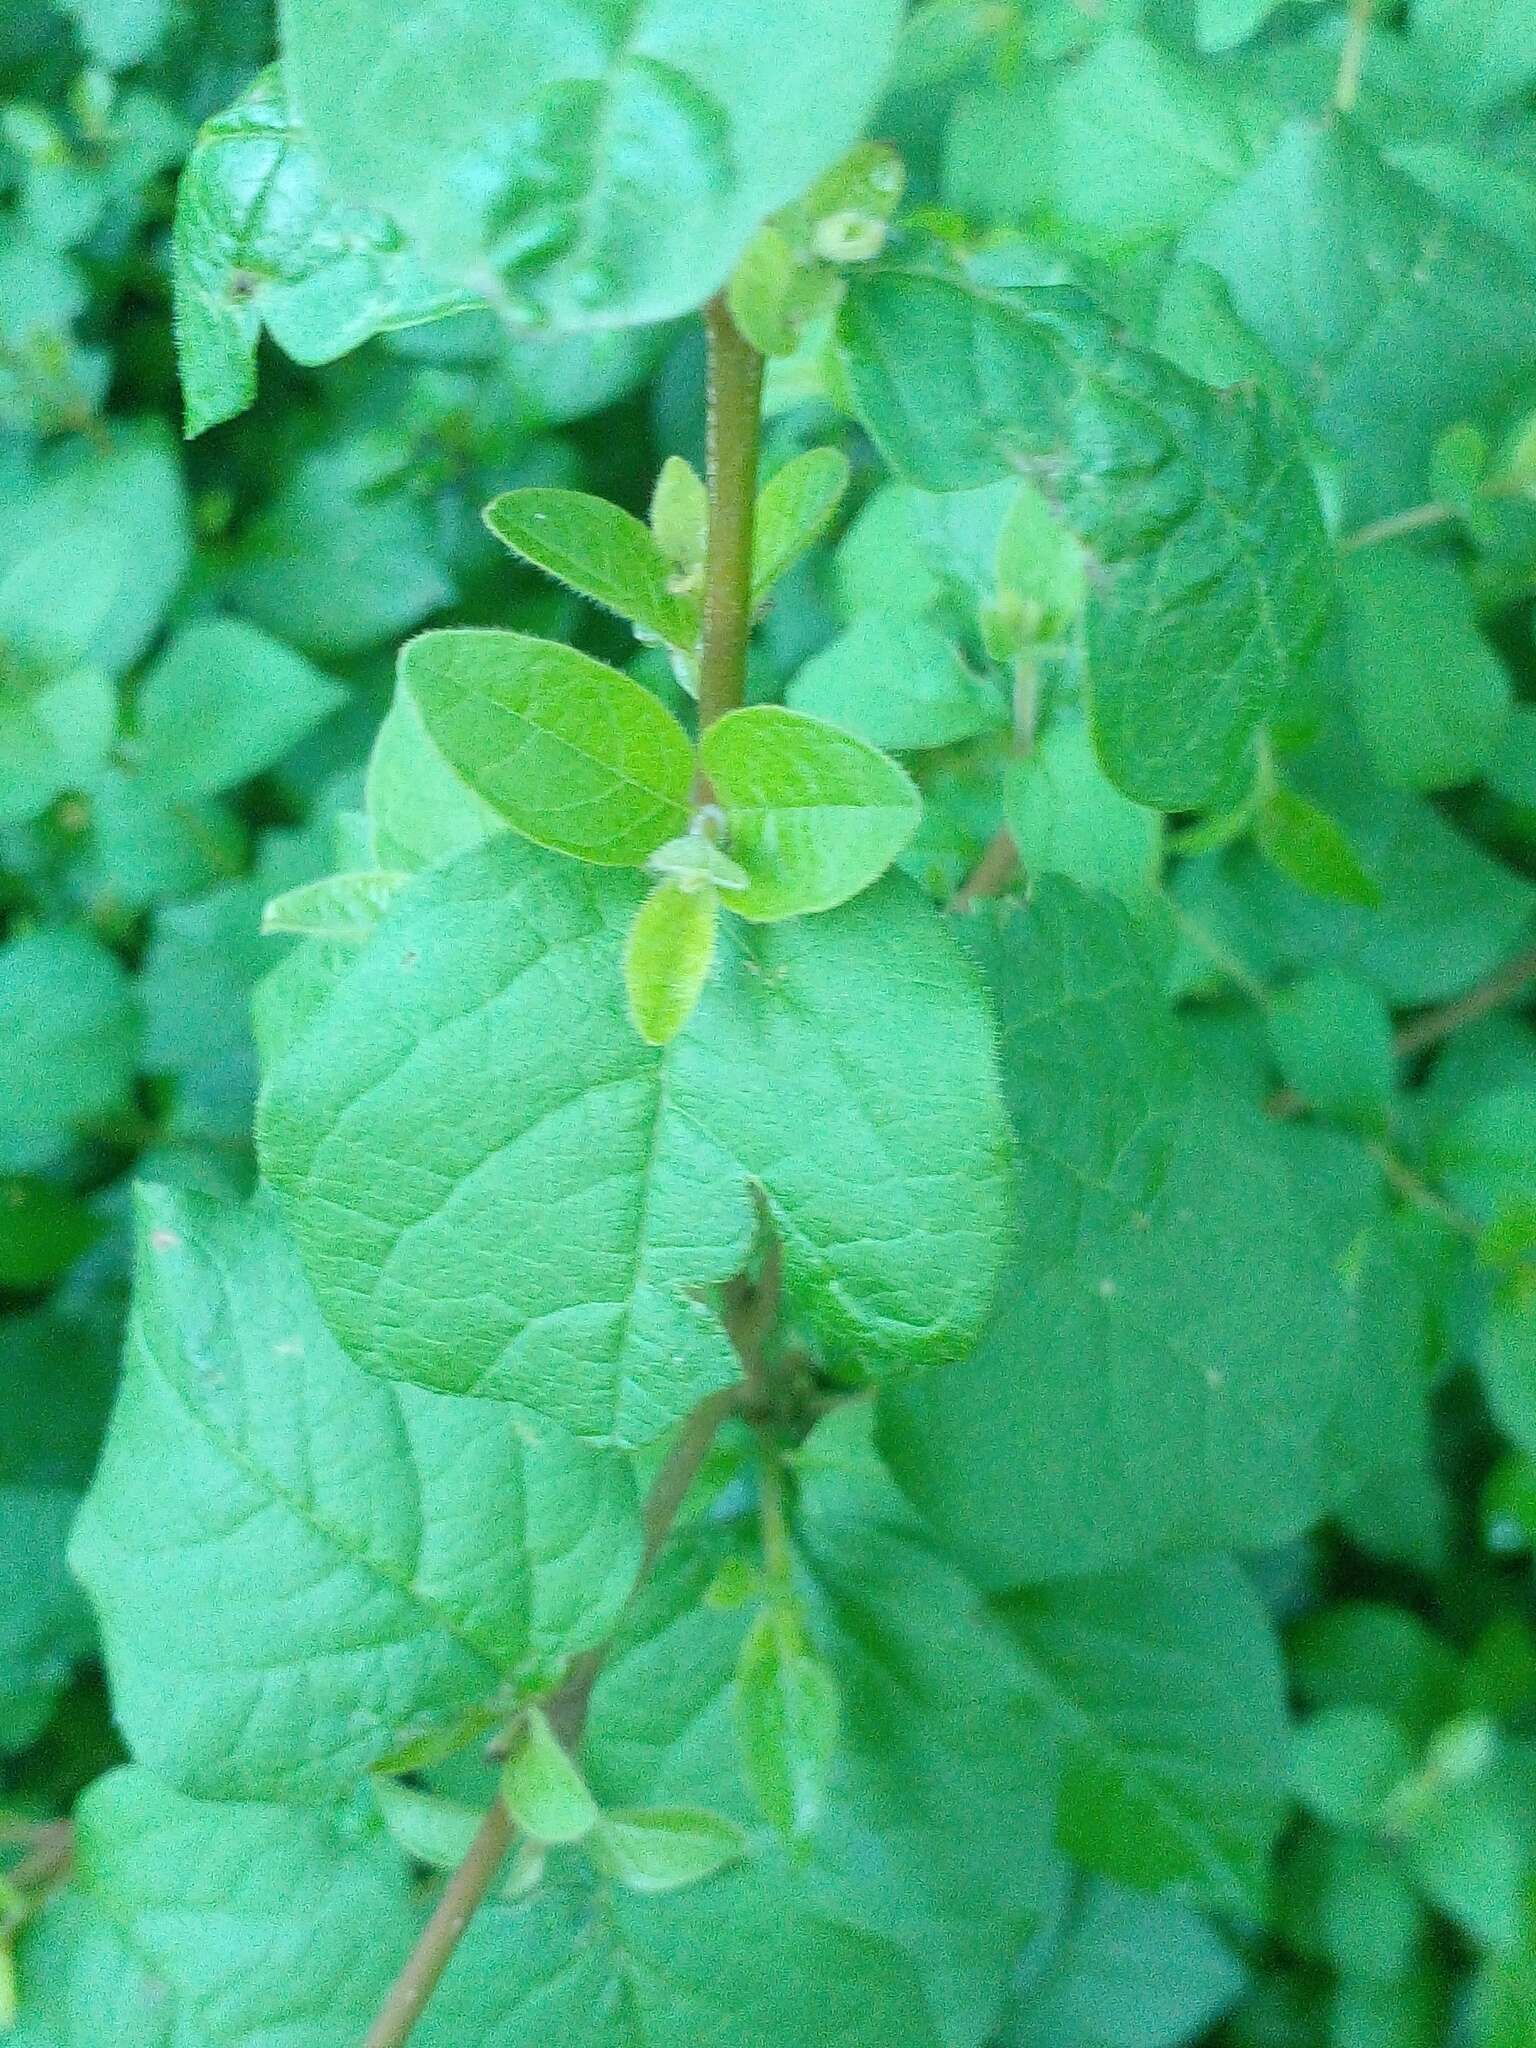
406,463,922,1042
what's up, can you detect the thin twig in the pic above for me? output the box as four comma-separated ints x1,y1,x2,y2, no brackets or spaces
1340,477,1534,554
1333,0,1375,116
947,827,1021,913
694,296,764,741
361,1798,514,2048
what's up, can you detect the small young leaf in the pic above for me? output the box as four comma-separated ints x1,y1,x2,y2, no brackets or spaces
700,706,921,921
593,1808,747,1894
751,449,850,604
500,1708,599,1845
484,489,698,650
402,628,694,866
1004,719,1162,908
372,1780,483,1872
650,457,709,585
788,615,1006,753
728,223,842,358
734,1606,841,1836
624,880,719,1047
261,871,407,944
1256,788,1383,909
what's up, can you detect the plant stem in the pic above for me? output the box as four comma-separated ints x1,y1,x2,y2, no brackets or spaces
948,827,1021,912
1333,0,1375,116
695,295,765,740
361,1796,514,2048
1340,477,1534,554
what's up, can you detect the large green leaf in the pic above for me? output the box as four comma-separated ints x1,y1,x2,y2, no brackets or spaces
1187,124,1536,522
173,67,478,438
1003,1558,1290,1915
259,833,1012,1444
700,706,922,920
423,1848,943,2048
71,1185,641,1802
880,880,1390,1581
279,0,906,332
8,1770,419,2048
132,617,346,800
583,1457,1060,2047
403,629,694,865
838,267,1330,809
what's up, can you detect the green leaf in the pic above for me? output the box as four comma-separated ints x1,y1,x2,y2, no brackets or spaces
1002,1558,1289,1916
0,927,138,1154
501,1708,599,1845
403,628,694,866
279,0,906,332
1187,123,1536,522
1342,545,1512,793
592,1807,747,1894
1003,1879,1244,2048
53,0,168,68
1196,0,1291,50
173,68,477,438
261,870,407,943
1267,967,1395,1122
367,684,506,873
1291,1705,1415,1833
699,705,922,920
70,1185,642,1801
1004,718,1162,907
838,268,1331,809
1256,786,1383,909
259,833,1013,1443
484,490,698,651
1410,0,1536,115
132,617,345,800
751,449,850,603
623,878,718,1046
424,1848,943,2048
880,880,1385,1581
372,1780,483,1872
8,1769,419,2048
734,1606,841,1836
649,457,709,582
0,1178,100,1291
788,615,1007,752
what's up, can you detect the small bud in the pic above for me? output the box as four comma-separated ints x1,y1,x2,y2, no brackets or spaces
811,210,888,266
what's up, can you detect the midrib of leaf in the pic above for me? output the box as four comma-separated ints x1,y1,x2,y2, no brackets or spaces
137,1331,508,1677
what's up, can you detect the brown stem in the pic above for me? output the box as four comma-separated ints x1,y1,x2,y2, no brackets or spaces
1333,0,1375,115
694,296,765,742
361,1797,514,2048
947,827,1021,913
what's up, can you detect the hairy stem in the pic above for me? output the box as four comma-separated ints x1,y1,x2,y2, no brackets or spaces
361,1797,514,2048
695,295,765,740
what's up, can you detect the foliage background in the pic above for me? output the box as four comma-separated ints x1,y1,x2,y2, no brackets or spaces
4,0,1536,2043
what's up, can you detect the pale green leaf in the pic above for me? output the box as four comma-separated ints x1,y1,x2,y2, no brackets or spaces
751,449,850,603
261,870,407,943
70,1185,641,1801
1004,718,1162,907
367,684,506,872
372,1780,483,1872
402,628,693,865
788,615,1006,752
734,1607,840,1836
1343,544,1512,792
501,1708,598,1844
259,834,1013,1443
839,268,1330,809
484,489,698,650
593,1807,747,1894
700,704,922,920
133,617,345,800
623,878,718,1046
280,0,906,332
649,456,708,579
